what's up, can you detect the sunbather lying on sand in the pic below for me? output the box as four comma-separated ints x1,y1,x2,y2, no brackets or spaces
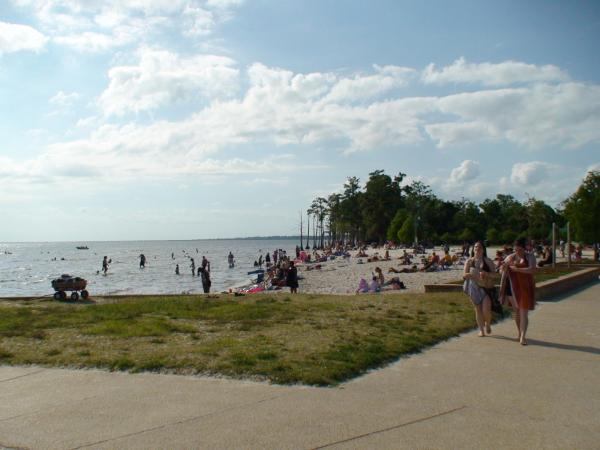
388,265,418,273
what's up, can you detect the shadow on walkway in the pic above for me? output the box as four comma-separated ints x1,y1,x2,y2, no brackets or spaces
490,335,600,355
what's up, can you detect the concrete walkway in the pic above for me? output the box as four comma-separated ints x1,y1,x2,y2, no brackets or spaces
1,282,598,449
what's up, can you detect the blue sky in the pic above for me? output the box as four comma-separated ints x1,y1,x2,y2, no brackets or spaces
1,0,599,241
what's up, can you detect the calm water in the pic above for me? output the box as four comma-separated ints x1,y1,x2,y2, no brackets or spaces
0,239,300,297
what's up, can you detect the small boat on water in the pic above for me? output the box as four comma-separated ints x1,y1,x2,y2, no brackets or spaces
76,246,89,250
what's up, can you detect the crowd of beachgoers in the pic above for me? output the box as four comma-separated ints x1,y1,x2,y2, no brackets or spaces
231,240,596,296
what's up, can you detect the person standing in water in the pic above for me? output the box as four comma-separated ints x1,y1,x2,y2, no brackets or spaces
175,264,180,275
227,252,234,268
198,267,211,293
190,258,196,276
102,256,109,274
139,254,146,269
201,256,210,273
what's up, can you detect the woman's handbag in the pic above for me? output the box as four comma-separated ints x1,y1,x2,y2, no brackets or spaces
490,294,503,315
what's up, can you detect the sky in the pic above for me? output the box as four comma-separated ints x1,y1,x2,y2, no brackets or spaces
1,0,599,241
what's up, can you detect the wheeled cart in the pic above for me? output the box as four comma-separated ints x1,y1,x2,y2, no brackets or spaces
51,275,89,301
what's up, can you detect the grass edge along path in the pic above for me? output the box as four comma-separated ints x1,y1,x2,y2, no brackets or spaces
0,292,494,386
448,266,582,285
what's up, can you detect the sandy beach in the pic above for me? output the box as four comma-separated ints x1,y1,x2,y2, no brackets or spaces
296,244,593,295
297,247,466,295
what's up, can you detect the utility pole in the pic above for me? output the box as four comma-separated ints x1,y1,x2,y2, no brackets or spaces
567,221,571,268
307,211,311,249
552,222,556,268
300,210,304,251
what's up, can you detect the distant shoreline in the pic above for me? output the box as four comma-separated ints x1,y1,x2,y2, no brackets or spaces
0,236,303,244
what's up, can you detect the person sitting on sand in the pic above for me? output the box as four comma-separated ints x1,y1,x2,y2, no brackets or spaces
421,255,438,272
357,249,368,257
400,250,411,265
369,276,380,293
537,246,554,267
356,278,369,293
442,251,453,268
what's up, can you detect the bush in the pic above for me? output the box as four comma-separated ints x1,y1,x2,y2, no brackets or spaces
501,230,518,244
486,228,500,244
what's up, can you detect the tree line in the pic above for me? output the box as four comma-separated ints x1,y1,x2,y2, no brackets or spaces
304,170,600,247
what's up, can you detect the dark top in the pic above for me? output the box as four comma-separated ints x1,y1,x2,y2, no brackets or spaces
286,266,298,288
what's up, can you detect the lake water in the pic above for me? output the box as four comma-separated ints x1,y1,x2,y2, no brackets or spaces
0,239,301,297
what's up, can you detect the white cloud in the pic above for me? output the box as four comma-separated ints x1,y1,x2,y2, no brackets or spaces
426,82,600,149
49,90,80,107
324,64,415,103
0,21,47,54
425,122,497,148
510,161,553,186
12,0,244,50
206,0,245,8
5,59,600,210
53,30,133,52
422,57,569,86
450,160,480,184
183,3,215,36
98,48,240,116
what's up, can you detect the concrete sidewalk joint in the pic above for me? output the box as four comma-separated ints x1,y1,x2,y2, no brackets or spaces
311,405,467,449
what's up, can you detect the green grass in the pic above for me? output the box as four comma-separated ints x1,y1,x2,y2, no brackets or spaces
0,293,483,386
